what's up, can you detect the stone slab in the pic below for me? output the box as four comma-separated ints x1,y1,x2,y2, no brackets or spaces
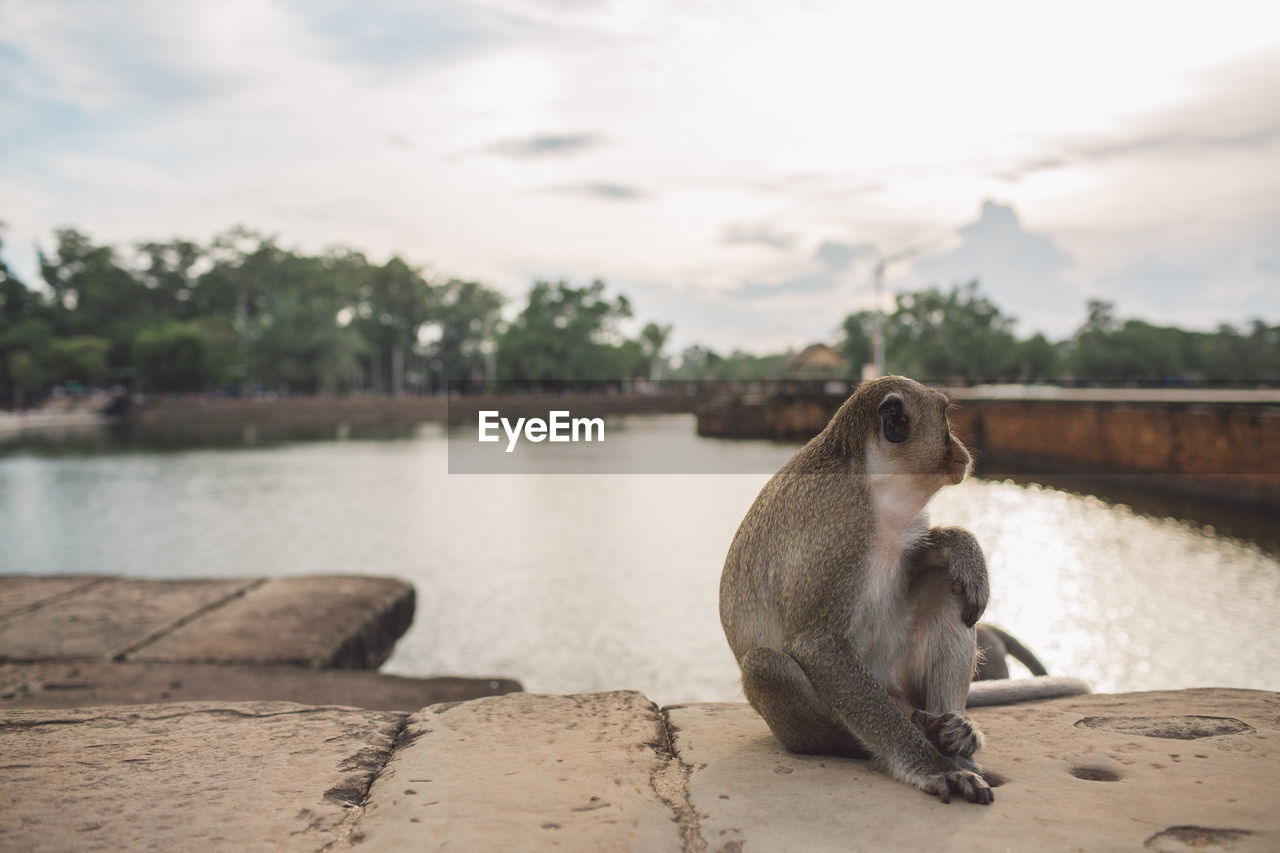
0,577,259,661
355,691,681,851
0,701,405,852
667,688,1280,852
0,575,106,620
129,576,414,669
0,661,522,712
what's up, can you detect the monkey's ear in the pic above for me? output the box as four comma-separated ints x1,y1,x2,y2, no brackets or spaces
877,394,910,443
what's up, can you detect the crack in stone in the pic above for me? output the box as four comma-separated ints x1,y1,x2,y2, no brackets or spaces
113,578,268,661
322,713,411,851
0,577,112,627
651,705,707,853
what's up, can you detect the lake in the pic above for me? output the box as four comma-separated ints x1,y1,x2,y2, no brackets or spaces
1,414,1277,706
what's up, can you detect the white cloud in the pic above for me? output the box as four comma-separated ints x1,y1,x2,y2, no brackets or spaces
914,201,1080,336
1,0,1278,349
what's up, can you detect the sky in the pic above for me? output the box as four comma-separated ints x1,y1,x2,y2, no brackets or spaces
2,0,1278,355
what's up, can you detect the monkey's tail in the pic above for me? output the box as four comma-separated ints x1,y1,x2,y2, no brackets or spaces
966,676,1091,707
983,624,1049,676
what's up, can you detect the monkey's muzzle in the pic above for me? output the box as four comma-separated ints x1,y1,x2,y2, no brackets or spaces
945,443,972,485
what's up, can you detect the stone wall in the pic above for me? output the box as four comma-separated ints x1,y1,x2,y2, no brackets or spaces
695,388,1280,507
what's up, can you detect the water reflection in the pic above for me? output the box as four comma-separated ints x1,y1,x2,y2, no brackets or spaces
1,415,1276,704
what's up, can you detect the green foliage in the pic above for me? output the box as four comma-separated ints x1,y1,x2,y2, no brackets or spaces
133,322,209,392
1016,333,1063,381
40,229,151,369
836,288,1275,384
839,311,877,372
883,281,1021,380
3,220,1274,405
496,279,643,385
669,346,792,380
238,247,366,394
421,278,505,388
639,322,672,379
44,336,110,386
1064,302,1280,382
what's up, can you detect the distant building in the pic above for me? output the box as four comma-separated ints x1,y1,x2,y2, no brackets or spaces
787,344,848,376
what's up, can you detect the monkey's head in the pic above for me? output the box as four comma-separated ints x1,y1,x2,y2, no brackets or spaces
830,375,971,487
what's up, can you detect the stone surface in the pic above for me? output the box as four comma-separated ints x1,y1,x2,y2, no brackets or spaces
0,661,522,712
354,691,681,851
0,576,107,620
667,688,1280,852
0,688,1276,851
0,701,405,852
0,577,259,661
129,575,415,668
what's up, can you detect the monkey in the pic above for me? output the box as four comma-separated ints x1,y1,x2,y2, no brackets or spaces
720,375,994,804
974,623,1048,681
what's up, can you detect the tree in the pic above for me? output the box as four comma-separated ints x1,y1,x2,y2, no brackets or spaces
237,246,365,393
1015,333,1062,382
839,311,877,375
639,322,672,380
39,229,150,371
136,239,206,321
44,336,110,388
495,279,638,387
854,281,1022,381
134,322,209,392
1,226,55,406
420,278,505,390
348,254,435,394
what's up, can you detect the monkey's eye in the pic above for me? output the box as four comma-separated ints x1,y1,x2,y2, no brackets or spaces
877,395,910,443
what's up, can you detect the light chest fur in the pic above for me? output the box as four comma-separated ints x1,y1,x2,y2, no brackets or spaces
849,451,938,686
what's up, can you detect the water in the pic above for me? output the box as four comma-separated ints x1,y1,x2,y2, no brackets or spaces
1,414,1277,705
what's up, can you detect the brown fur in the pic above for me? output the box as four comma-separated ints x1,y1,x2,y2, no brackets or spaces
720,376,994,804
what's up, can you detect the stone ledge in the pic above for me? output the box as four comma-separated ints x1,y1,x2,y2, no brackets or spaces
1,688,1274,851
0,575,415,669
127,576,415,669
0,660,521,712
0,701,406,852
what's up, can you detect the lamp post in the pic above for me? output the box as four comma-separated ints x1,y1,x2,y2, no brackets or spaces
867,243,930,378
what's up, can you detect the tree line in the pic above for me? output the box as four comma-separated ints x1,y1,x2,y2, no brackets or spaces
1,225,1276,407
834,282,1279,385
0,226,672,406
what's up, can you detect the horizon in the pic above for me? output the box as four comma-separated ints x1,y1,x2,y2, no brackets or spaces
2,0,1278,354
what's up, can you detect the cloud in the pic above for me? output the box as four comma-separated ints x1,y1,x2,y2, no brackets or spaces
547,181,645,200
486,132,604,159
720,222,796,251
728,240,873,301
282,0,518,69
815,240,873,271
998,127,1280,182
997,53,1280,183
914,201,1080,336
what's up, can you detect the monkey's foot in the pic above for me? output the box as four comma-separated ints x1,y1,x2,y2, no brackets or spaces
919,769,994,805
911,710,985,758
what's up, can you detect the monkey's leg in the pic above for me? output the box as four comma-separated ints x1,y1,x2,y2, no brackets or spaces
788,633,993,804
901,569,985,765
739,646,870,759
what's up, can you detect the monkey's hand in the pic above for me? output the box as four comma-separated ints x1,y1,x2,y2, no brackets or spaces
929,526,989,627
920,769,994,805
911,710,985,758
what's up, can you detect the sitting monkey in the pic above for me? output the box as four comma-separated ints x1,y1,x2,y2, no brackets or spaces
720,376,993,804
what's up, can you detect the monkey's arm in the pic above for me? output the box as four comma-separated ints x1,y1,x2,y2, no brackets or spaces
789,630,993,804
919,527,989,627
